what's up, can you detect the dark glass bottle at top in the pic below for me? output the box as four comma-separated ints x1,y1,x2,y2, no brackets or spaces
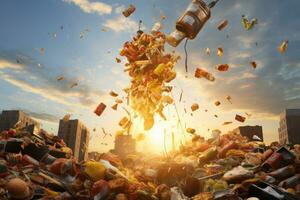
167,0,211,47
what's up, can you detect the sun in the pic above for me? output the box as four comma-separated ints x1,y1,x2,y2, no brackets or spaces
131,108,187,154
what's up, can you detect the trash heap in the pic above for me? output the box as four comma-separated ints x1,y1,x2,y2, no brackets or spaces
120,31,180,130
1,127,300,200
154,132,300,200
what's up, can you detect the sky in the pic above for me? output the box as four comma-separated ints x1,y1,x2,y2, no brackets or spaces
0,0,299,153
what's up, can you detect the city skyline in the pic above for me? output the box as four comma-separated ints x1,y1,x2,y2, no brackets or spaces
0,0,300,153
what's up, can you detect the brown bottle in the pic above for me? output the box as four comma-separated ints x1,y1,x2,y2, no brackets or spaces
167,0,211,47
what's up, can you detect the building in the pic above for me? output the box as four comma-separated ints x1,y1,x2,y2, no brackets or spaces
0,110,40,134
278,109,300,145
58,119,90,161
114,134,136,158
232,125,263,141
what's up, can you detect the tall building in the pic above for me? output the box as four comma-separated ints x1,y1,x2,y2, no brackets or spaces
278,109,300,145
0,110,40,134
232,125,263,141
114,134,136,158
58,119,90,161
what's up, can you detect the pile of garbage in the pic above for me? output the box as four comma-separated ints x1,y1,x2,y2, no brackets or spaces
0,127,300,200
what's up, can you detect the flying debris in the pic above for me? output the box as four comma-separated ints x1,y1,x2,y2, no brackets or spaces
60,25,64,30
122,5,136,17
115,99,123,104
120,32,179,130
40,48,45,54
109,91,119,97
111,103,118,111
80,33,84,39
214,101,221,106
226,95,232,104
56,76,64,81
119,117,129,128
217,47,223,57
222,121,233,125
214,114,218,118
216,64,229,71
101,128,107,138
217,20,228,31
278,40,288,53
241,15,258,30
235,114,246,122
179,90,183,102
206,48,211,55
250,61,257,69
94,102,106,116
194,68,215,81
191,103,199,111
70,82,78,88
186,128,196,134
115,58,121,63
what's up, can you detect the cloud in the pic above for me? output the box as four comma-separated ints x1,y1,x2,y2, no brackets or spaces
22,110,60,123
63,0,112,15
0,55,106,109
115,5,125,14
0,59,23,70
104,16,139,32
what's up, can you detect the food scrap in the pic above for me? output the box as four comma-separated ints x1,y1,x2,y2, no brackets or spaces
250,61,257,69
191,103,199,111
214,101,221,106
235,114,246,122
241,15,258,30
109,91,119,97
122,5,136,17
217,47,223,57
195,68,215,81
278,40,288,53
217,20,228,31
216,64,229,71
